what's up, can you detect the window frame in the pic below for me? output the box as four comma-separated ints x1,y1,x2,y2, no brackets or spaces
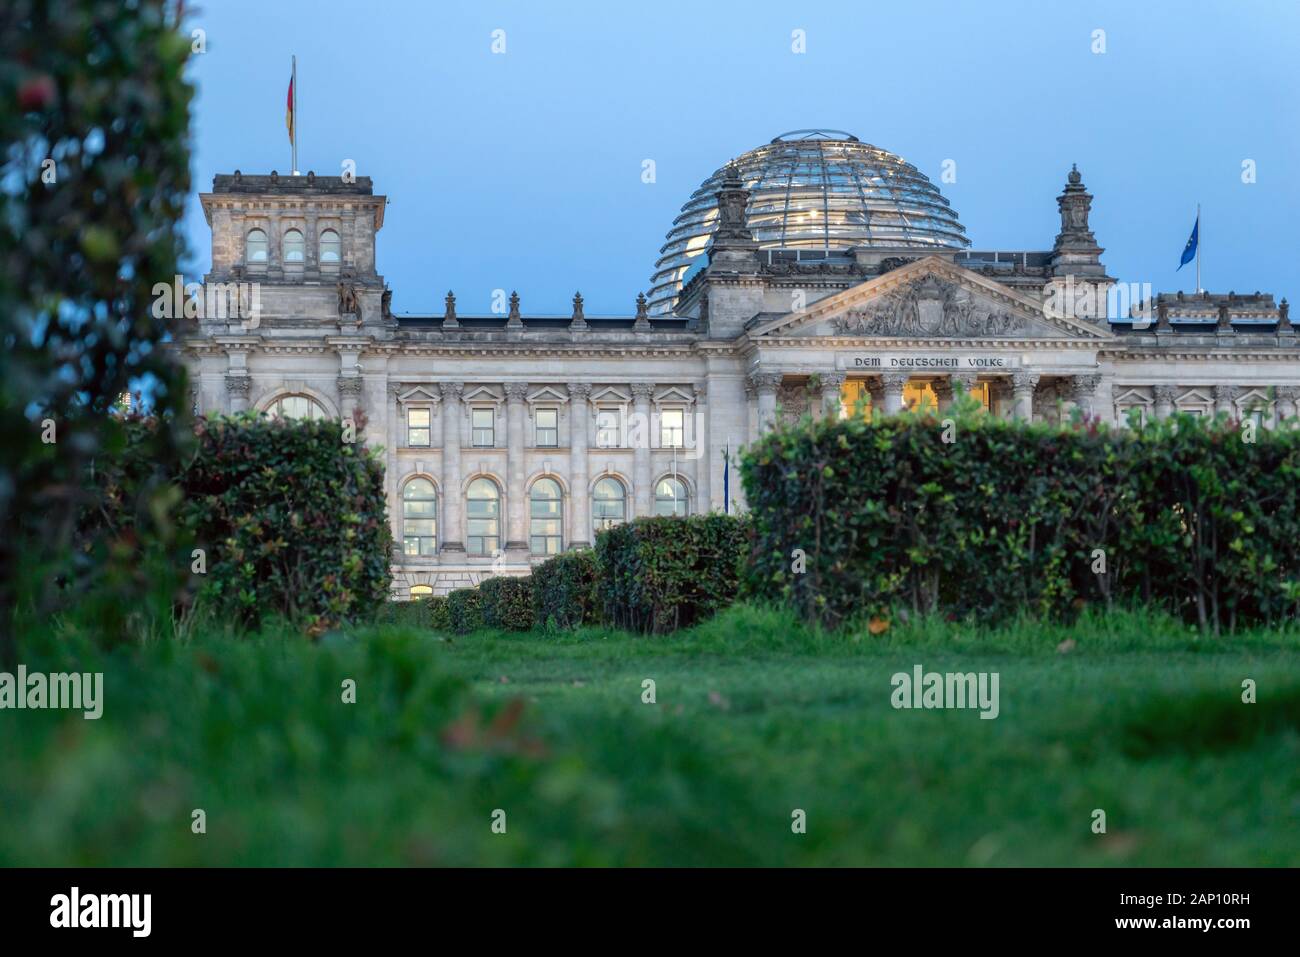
318,228,341,264
659,407,685,449
471,407,495,448
654,476,689,517
407,407,431,447
466,477,501,556
534,407,559,448
592,476,627,531
595,407,623,449
401,477,438,557
409,584,434,601
266,393,328,421
282,228,305,264
528,478,563,556
245,228,268,264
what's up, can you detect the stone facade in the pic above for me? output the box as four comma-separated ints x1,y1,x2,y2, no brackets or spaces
179,164,1295,598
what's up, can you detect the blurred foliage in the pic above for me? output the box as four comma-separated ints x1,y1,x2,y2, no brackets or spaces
447,587,484,635
180,414,393,636
743,400,1300,632
0,0,194,659
595,513,750,634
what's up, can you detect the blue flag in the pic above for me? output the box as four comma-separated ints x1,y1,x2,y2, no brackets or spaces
1178,215,1198,271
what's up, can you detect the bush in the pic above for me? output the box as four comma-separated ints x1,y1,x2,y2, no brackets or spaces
533,549,601,630
376,595,451,633
743,403,1300,632
447,588,484,635
181,414,392,635
480,576,536,631
596,514,750,634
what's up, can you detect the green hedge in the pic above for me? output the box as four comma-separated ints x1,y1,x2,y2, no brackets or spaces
377,594,451,632
743,406,1300,632
596,515,750,634
181,414,392,634
447,588,484,635
480,576,535,631
533,549,601,630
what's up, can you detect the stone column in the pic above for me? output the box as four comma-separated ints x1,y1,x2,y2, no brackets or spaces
751,372,782,432
438,382,465,553
568,383,592,548
952,372,979,405
819,372,846,419
1153,385,1177,420
268,209,282,280
745,380,759,443
692,383,710,512
631,382,654,517
1276,386,1300,426
1011,372,1039,421
1214,384,1236,419
1070,374,1102,419
225,373,251,413
880,372,908,415
337,376,362,423
931,378,954,412
505,382,529,554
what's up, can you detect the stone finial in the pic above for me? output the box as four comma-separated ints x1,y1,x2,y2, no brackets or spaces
708,162,759,268
1280,297,1291,330
570,290,588,331
442,289,459,328
506,290,523,329
634,291,652,331
1068,163,1081,186
1050,163,1104,280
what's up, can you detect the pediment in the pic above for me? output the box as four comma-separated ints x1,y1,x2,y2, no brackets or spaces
396,385,441,406
750,256,1109,342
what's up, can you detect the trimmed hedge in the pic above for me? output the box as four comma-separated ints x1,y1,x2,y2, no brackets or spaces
447,588,484,635
480,576,535,631
378,594,451,632
182,414,392,635
533,549,601,630
596,514,750,634
743,406,1300,632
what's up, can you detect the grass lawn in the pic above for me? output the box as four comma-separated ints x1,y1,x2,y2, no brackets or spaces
3,603,1298,866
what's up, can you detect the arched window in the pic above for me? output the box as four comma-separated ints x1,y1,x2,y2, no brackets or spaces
245,228,268,263
466,478,500,556
319,228,340,263
283,228,305,263
266,393,328,420
654,476,688,517
409,584,433,601
529,478,563,555
402,478,438,557
592,477,626,531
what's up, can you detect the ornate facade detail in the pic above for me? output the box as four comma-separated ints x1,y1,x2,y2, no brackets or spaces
438,381,465,401
336,280,362,319
505,290,523,329
1070,374,1102,399
570,291,588,330
443,290,459,329
337,376,364,397
748,372,782,396
567,382,593,403
225,373,251,398
830,277,1027,338
879,372,910,392
633,292,652,331
504,381,530,402
1011,372,1040,394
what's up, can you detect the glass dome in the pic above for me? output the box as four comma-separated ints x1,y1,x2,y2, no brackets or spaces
647,130,969,315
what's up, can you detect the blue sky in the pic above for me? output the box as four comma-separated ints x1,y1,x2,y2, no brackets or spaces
182,0,1300,316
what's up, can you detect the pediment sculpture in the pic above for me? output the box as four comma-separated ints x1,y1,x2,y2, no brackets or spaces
829,277,1027,338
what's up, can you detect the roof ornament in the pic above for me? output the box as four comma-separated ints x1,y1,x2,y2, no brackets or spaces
443,290,459,329
506,290,523,329
634,292,652,331
570,291,588,331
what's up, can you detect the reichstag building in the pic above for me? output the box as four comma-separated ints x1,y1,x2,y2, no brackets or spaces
181,129,1294,597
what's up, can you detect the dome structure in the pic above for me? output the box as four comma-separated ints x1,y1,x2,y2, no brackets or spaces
647,129,969,315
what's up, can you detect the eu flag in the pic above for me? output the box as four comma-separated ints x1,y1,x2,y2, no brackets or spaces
1178,215,1199,271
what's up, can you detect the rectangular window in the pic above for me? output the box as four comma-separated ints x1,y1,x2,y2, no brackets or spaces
471,407,495,447
595,408,622,448
535,408,558,447
407,407,430,447
659,408,685,448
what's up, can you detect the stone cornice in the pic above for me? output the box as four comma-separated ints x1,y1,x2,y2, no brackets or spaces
1101,350,1300,362
751,335,1101,351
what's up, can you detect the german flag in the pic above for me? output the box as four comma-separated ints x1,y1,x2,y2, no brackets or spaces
285,74,294,145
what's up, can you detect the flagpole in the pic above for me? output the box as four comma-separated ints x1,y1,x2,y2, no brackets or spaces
1196,203,1201,294
291,55,298,176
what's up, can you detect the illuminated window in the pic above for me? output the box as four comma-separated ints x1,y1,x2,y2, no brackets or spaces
245,228,268,264
319,229,340,263
471,408,494,447
595,408,621,448
407,407,430,447
410,585,433,600
402,478,437,557
466,478,500,556
535,408,558,447
659,408,684,448
266,394,328,420
592,477,626,531
529,478,563,555
654,477,688,517
283,228,305,263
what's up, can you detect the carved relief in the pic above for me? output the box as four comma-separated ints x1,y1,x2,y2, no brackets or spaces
829,278,1027,338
